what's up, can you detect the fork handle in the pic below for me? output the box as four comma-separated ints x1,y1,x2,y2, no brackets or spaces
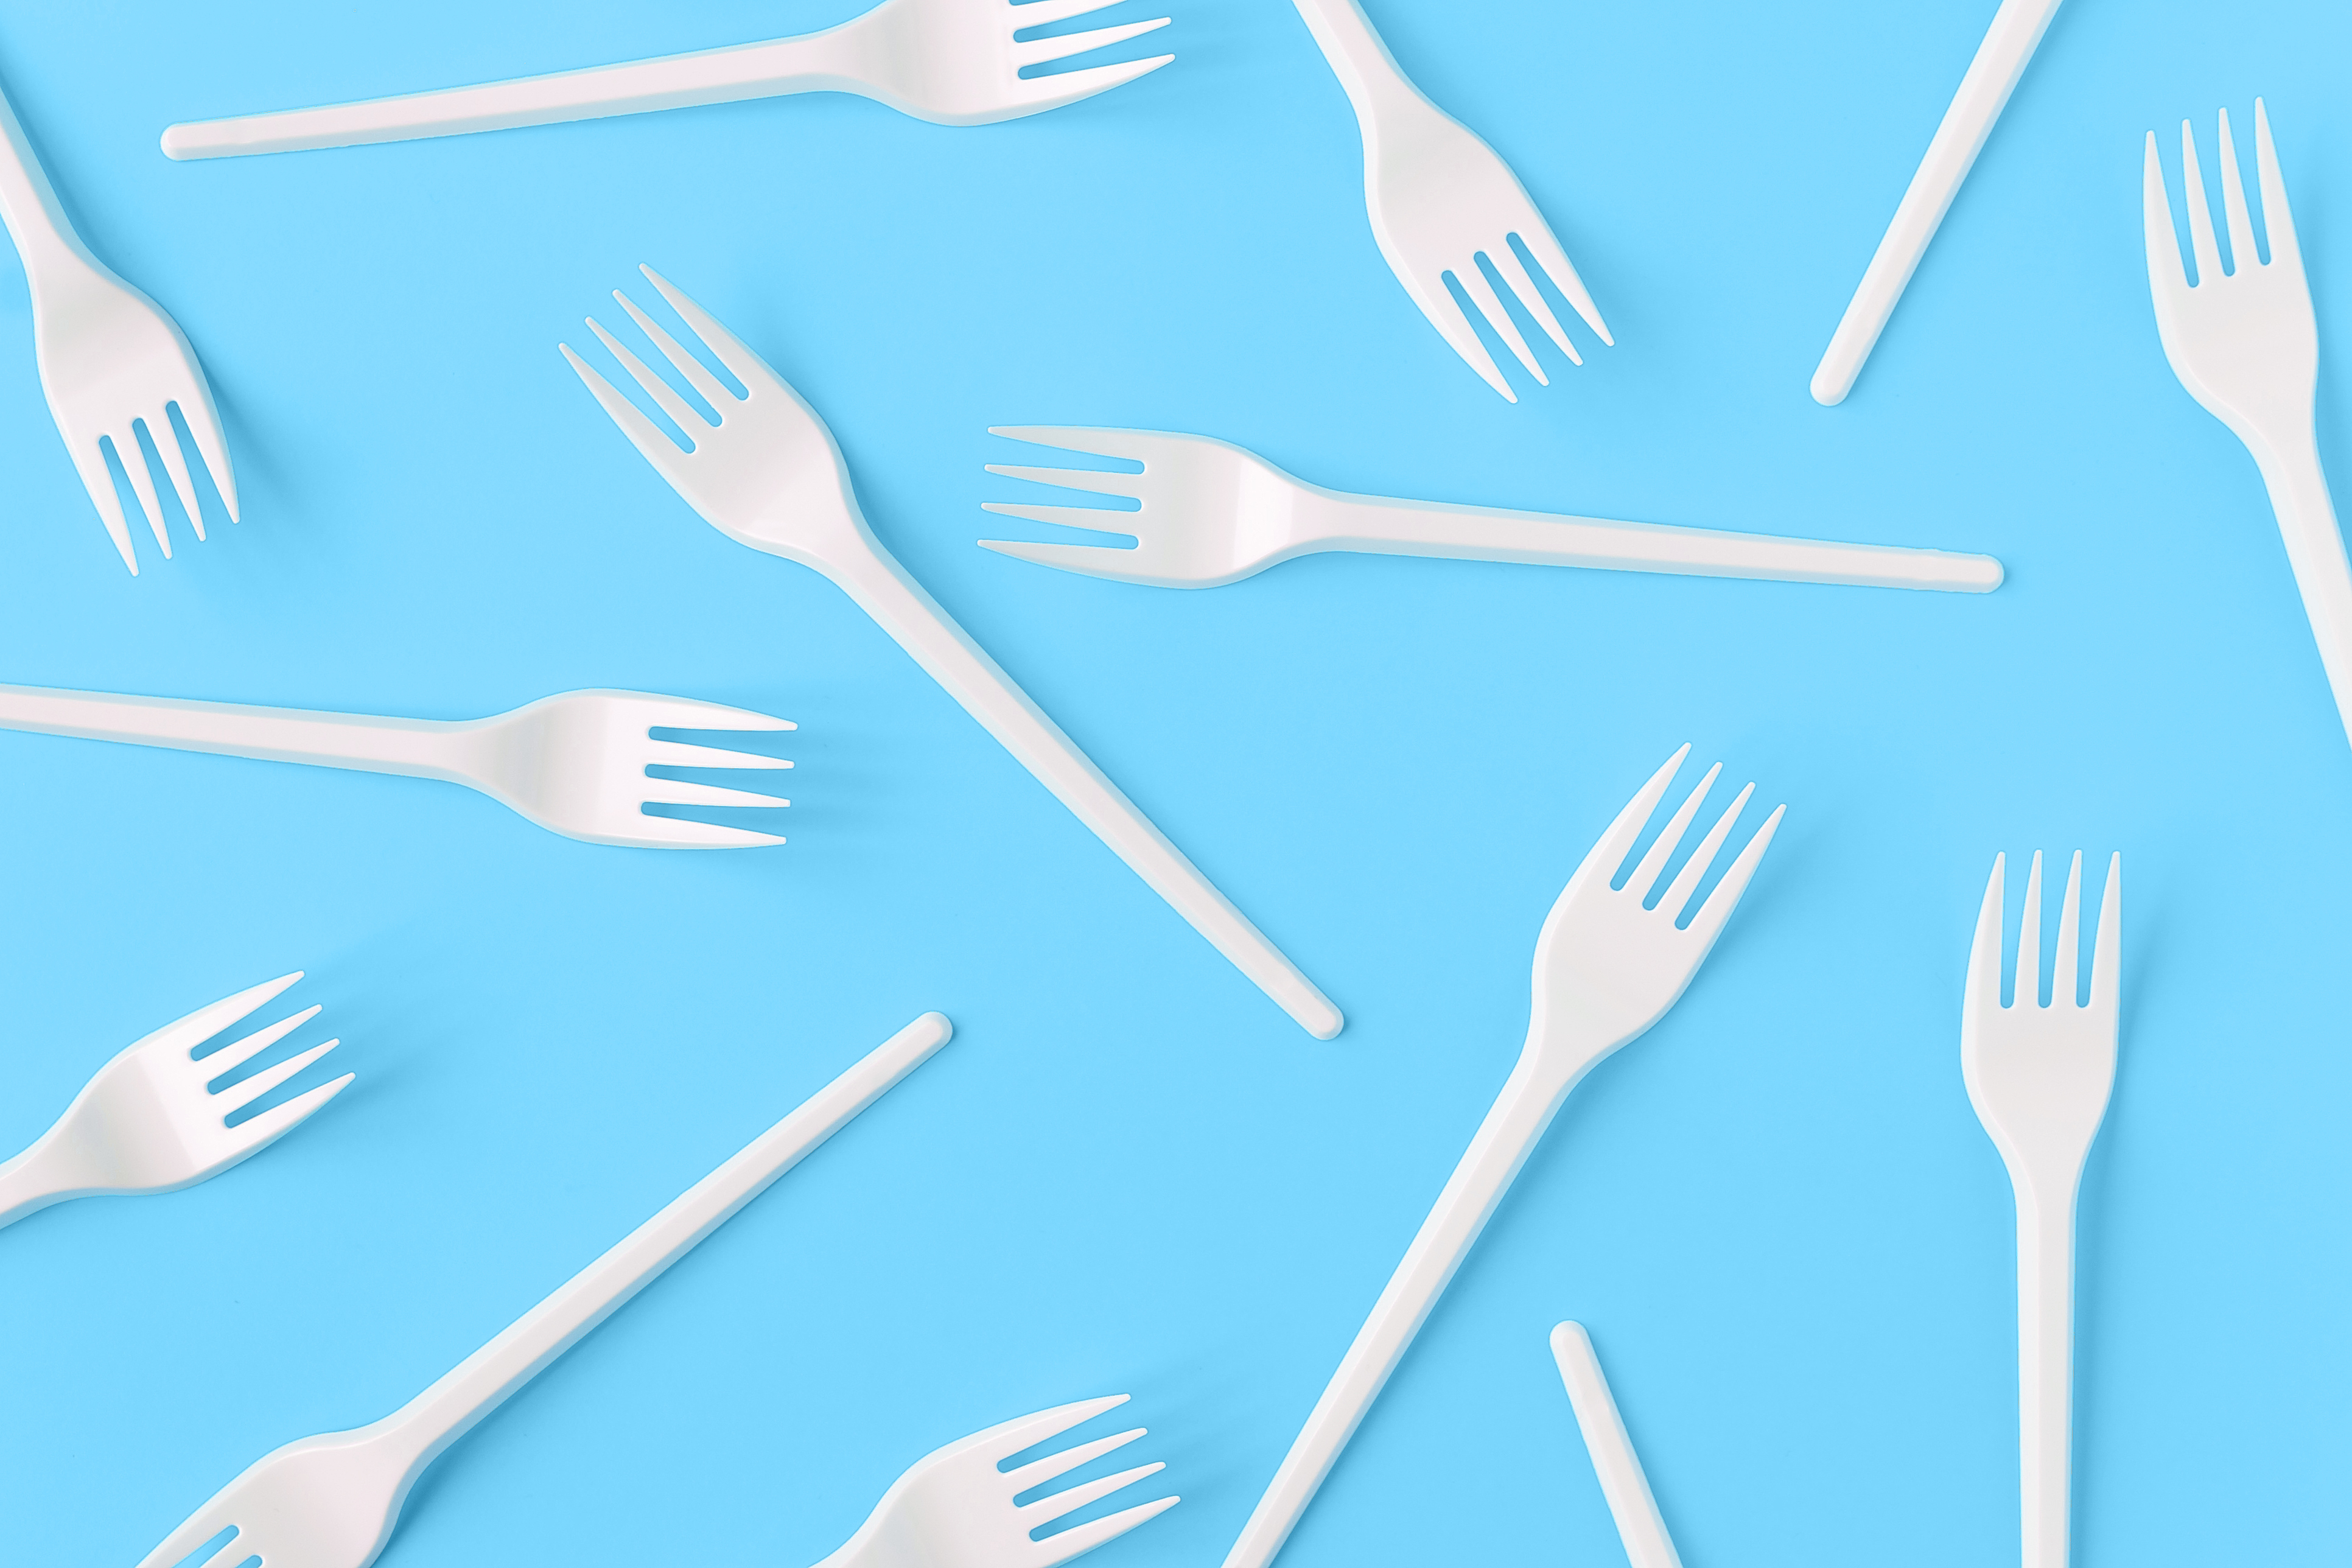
1289,0,1442,127
828,545,1345,1040
2250,433,2352,749
2013,1171,2081,1568
0,82,103,281
1303,492,2005,592
159,29,872,159
0,682,481,780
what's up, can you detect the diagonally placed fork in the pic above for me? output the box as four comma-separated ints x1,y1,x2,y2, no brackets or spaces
161,0,1172,158
814,1395,1178,1568
1289,0,1609,401
0,972,346,1229
2143,100,2352,755
981,426,2004,592
562,268,1342,1037
0,681,792,849
1962,851,2120,1568
1222,747,1781,1568
0,76,237,573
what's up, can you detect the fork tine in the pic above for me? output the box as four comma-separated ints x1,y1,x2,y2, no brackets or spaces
587,318,712,439
214,1039,343,1118
1623,763,1720,903
1512,220,1612,345
1004,1427,1149,1492
145,972,306,1058
66,438,140,573
152,411,208,542
2088,853,2121,1010
2015,850,2044,1009
1679,803,1784,953
1012,16,1171,69
639,778,791,810
1400,268,1515,401
195,1004,323,1085
987,427,1192,465
985,464,1146,500
1570,746,1689,894
562,343,690,470
220,1070,353,1158
1003,51,1174,115
643,738,794,771
117,429,173,559
978,537,1149,580
612,290,738,413
132,1511,242,1568
981,502,1138,536
2142,132,2188,292
2051,851,2083,1008
2214,110,2258,275
1489,242,1582,365
2179,121,2223,287
630,815,787,849
1965,853,2006,1015
1453,259,1549,385
1659,781,1755,924
173,385,240,523
1020,1461,1167,1526
628,695,797,732
637,266,777,391
976,1395,1133,1463
1010,0,1130,26
2253,99,2301,274
1026,1493,1181,1567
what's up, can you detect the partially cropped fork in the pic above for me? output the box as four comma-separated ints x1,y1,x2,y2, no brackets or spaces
2143,101,2352,752
816,1395,1178,1568
0,77,236,572
563,268,1340,1037
982,426,2003,592
1289,0,1608,400
0,972,345,1230
0,681,791,848
161,0,1172,159
1962,852,2121,1568
1222,747,1781,1568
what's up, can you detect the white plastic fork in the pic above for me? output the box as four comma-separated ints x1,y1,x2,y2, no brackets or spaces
982,426,2004,592
562,268,1341,1038
0,78,237,573
161,0,1172,158
1222,747,1782,1568
815,1395,1178,1568
0,973,346,1229
1289,0,1609,401
135,1012,952,1568
0,681,792,849
1962,852,2121,1568
2143,101,2352,754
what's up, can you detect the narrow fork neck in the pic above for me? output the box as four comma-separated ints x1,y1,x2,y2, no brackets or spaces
1289,0,1441,132
0,84,104,287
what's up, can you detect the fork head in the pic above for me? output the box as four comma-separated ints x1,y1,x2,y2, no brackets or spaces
852,0,1174,126
57,971,348,1197
33,264,239,575
979,426,1312,587
474,689,794,849
828,1395,1178,1568
1528,746,1782,1071
1358,100,1611,401
1961,852,2121,1178
133,1424,409,1568
2142,99,2315,441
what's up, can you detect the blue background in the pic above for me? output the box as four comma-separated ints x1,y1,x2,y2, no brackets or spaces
0,1,2344,1564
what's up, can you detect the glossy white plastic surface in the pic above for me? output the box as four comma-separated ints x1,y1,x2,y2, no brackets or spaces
1962,853,2119,1568
0,681,792,849
135,1011,953,1568
160,0,1172,158
0,78,237,572
2143,103,2352,752
814,1394,1178,1568
0,973,345,1230
1287,0,1608,401
982,427,2004,592
1811,0,2065,405
1549,1323,1682,1568
564,268,1340,1038
1220,748,1782,1568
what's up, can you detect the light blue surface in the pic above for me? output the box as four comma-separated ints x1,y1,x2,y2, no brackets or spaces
0,1,2345,1563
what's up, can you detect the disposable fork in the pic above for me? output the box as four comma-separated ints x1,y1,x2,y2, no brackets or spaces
1222,747,1781,1568
982,426,2004,592
1962,852,2120,1568
0,681,791,849
562,268,1341,1037
161,0,1173,159
0,972,345,1230
1289,0,1609,401
135,1012,952,1568
814,1394,1178,1568
0,79,237,573
2143,102,2352,752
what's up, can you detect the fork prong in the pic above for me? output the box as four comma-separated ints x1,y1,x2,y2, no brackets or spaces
66,437,141,573
1003,51,1174,116
116,429,173,559
1011,16,1171,69
639,777,790,811
1623,763,1719,903
195,1004,323,1086
562,343,690,471
985,464,1146,500
2179,121,2223,287
172,380,240,523
142,972,307,1060
978,536,1150,581
976,1395,1133,1463
1010,0,1129,27
1489,242,1582,365
2214,110,2258,275
2142,132,2188,293
1454,259,1548,385
2015,850,2044,1009
587,318,711,440
612,289,738,414
987,426,1194,466
1512,220,1612,345
1020,1461,1167,1526
213,1038,343,1118
627,815,787,849
643,738,794,771
1570,746,1689,895
2253,99,2301,275
627,694,797,733
133,1510,242,1568
1026,1493,1180,1568
981,502,1137,537
1404,267,1517,401
637,266,779,394
220,1070,353,1159
1680,803,1783,953
1004,1427,1149,1493
2089,853,2121,1011
152,411,208,542
2051,851,2084,1008
1659,781,1755,924
1965,853,2006,1015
